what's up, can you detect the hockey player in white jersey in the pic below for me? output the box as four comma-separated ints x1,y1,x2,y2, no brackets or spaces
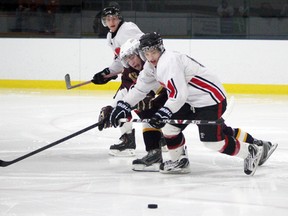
91,5,144,84
91,4,144,156
109,32,277,176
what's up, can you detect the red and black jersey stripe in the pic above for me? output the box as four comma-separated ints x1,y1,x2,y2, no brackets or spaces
189,76,226,103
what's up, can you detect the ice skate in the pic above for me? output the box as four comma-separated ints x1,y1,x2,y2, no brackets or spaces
244,144,262,176
160,146,190,174
109,129,136,157
254,140,278,166
132,149,162,172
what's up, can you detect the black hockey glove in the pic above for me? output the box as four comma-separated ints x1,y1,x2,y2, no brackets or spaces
91,68,118,85
110,101,132,128
98,105,113,131
149,107,173,129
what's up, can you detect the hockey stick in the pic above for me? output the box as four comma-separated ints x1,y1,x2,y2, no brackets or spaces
65,74,92,90
0,121,102,167
120,96,235,125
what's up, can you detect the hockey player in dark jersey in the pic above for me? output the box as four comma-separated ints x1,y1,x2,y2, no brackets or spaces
98,38,168,171
110,32,278,176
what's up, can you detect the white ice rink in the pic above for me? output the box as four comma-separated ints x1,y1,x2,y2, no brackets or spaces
0,89,288,216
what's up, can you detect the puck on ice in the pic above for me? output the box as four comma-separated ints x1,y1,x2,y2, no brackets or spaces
148,204,158,209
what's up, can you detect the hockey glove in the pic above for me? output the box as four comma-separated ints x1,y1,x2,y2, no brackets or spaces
149,107,173,129
91,68,118,85
98,105,113,131
110,101,132,128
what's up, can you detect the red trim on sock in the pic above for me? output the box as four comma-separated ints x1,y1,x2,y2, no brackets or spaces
232,139,241,156
167,136,186,150
219,137,229,153
217,102,223,141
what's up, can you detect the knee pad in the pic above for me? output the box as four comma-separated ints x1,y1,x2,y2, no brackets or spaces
120,122,133,134
162,124,181,137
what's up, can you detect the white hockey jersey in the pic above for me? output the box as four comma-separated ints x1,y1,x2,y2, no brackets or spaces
123,50,227,113
107,22,143,73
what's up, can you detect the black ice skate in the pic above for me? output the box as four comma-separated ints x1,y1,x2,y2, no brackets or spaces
132,149,162,172
254,140,278,166
159,146,190,174
109,129,136,157
244,144,262,176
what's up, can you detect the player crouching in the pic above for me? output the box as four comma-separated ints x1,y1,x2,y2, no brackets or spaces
109,32,277,176
97,38,168,171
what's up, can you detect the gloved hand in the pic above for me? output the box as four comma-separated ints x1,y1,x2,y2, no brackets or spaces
91,68,118,85
110,101,132,127
149,107,173,129
98,105,113,131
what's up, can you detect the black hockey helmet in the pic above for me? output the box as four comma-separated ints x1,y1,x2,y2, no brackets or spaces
101,6,122,27
139,32,165,53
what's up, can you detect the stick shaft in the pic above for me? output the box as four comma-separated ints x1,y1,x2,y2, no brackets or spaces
122,118,224,125
67,80,92,89
64,74,92,90
121,96,235,125
0,122,101,167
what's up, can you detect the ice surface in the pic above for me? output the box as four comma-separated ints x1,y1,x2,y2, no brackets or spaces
0,89,288,216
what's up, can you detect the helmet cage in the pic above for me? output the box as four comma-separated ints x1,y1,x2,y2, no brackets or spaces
101,7,122,27
139,32,165,54
121,51,139,68
120,38,140,68
140,44,164,53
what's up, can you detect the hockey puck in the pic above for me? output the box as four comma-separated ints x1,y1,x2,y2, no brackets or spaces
148,204,158,209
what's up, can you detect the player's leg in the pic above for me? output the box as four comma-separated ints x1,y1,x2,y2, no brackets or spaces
109,88,136,156
197,101,262,176
223,124,278,166
109,123,136,156
132,123,163,172
158,104,192,174
132,108,167,171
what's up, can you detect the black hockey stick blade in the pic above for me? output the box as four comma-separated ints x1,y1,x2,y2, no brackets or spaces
0,121,102,167
64,74,92,90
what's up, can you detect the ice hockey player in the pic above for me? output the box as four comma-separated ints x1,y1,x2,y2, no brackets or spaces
98,38,168,171
109,32,278,176
90,4,143,156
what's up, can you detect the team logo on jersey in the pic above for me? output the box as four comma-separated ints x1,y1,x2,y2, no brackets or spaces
167,79,178,99
114,47,120,57
128,72,138,83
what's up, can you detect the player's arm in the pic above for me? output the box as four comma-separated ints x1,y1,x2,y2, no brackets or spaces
160,57,188,113
109,67,159,127
91,47,122,85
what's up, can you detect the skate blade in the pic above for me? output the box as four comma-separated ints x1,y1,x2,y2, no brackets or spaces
259,143,278,166
109,149,136,157
160,166,191,174
132,163,160,172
